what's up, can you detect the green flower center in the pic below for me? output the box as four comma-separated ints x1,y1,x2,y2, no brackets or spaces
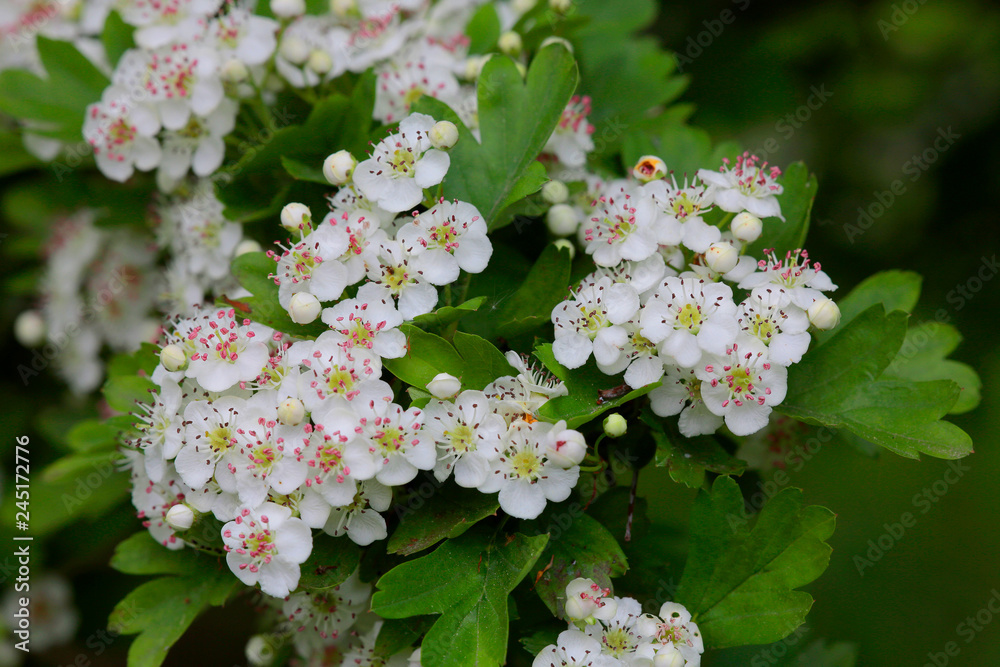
389,148,416,175
207,426,233,453
677,303,703,331
511,449,541,480
603,628,632,657
446,424,475,453
750,314,776,341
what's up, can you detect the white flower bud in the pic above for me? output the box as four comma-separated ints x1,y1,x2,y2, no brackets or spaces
307,49,333,74
429,120,459,150
245,635,276,667
552,238,575,260
279,34,309,64
546,203,579,236
704,242,739,274
546,429,587,468
288,292,322,324
160,344,187,372
540,36,573,53
498,31,523,57
220,58,249,83
278,397,306,425
330,0,357,18
464,55,489,80
14,311,45,347
807,297,841,330
541,180,569,204
603,413,627,438
548,0,572,14
271,0,305,18
564,577,616,623
633,155,667,183
426,372,461,399
165,503,195,531
731,211,763,243
653,646,685,667
280,202,312,232
235,239,262,256
513,0,537,13
323,150,357,185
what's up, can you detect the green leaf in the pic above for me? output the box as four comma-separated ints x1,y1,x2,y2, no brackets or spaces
452,331,516,391
66,420,120,453
520,629,561,656
883,321,981,414
101,11,135,68
465,3,501,54
410,296,487,329
297,536,363,590
623,122,712,178
110,532,206,576
641,410,745,489
110,571,239,667
228,251,327,337
676,476,835,648
371,528,548,667
495,243,572,337
745,162,817,261
0,128,39,178
527,511,628,619
814,270,922,347
374,617,436,658
388,483,499,556
281,155,328,184
415,43,578,228
778,304,972,460
384,326,513,393
103,374,157,413
534,343,659,429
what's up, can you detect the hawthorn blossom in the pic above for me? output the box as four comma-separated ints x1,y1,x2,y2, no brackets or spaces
423,390,506,487
696,336,788,436
582,184,665,267
320,283,406,360
284,570,371,653
127,453,191,551
648,366,724,437
304,405,380,507
737,288,811,366
365,238,439,320
132,378,184,483
184,309,272,392
272,222,352,309
84,86,161,182
292,332,383,412
551,275,640,369
353,113,450,213
207,7,278,66
175,395,246,491
157,98,238,182
396,199,492,285
737,248,837,310
697,152,784,220
222,502,313,598
533,629,618,667
639,277,738,368
117,0,220,49
373,53,461,124
651,603,704,667
593,319,665,389
582,596,656,663
322,480,393,546
643,175,721,253
544,95,595,169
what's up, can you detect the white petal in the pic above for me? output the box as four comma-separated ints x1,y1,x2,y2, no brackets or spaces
552,334,593,369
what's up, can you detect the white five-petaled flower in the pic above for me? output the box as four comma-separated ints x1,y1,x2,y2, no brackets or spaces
648,365,724,437
373,53,461,124
593,319,666,389
353,113,451,213
532,629,618,667
322,480,393,546
291,332,383,412
222,502,313,598
544,95,596,169
366,237,439,320
697,152,784,220
283,569,371,653
396,198,492,285
652,602,704,667
184,308,272,392
737,248,837,310
424,390,506,488
176,396,246,492
583,185,664,267
643,175,721,253
479,421,580,520
272,222,352,309
695,335,788,436
84,86,162,183
582,596,655,662
551,276,640,369
118,0,221,49
639,277,738,368
737,288,811,366
321,283,407,360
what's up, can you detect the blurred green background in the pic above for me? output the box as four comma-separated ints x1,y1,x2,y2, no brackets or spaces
1,0,998,665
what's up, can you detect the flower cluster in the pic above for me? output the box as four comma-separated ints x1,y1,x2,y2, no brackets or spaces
533,578,704,667
549,153,841,437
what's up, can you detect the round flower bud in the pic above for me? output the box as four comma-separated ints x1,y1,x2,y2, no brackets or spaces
165,504,195,532
279,34,309,64
307,49,333,75
498,31,523,57
245,635,276,667
540,36,574,53
288,292,322,324
546,429,587,468
14,310,45,348
331,0,357,18
271,0,305,18
160,344,187,372
278,397,306,425
541,180,569,204
513,0,537,13
426,372,461,399
464,55,489,80
731,211,763,243
235,239,262,256
546,203,579,237
323,150,357,185
220,58,249,83
632,155,667,183
280,202,312,232
548,0,572,14
603,413,627,438
653,646,685,667
807,297,841,331
552,238,576,260
564,577,616,624
704,242,739,274
429,120,459,150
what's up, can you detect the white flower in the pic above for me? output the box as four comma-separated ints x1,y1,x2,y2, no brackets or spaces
292,332,383,412
272,223,352,309
564,577,618,624
157,98,238,182
353,113,451,213
648,366,723,437
544,95,595,168
284,569,371,651
479,421,580,520
651,602,704,667
643,175,720,253
304,405,380,507
275,16,344,87
424,391,506,487
426,372,461,399
551,275,640,369
127,453,193,550
320,283,406,360
373,53,461,124
222,502,313,598
484,352,567,424
697,153,784,220
593,319,665,389
323,480,393,546
365,238,439,319
175,395,246,491
84,86,161,182
582,185,664,267
533,629,618,667
696,336,788,436
639,277,738,368
737,288,811,366
118,0,220,48
737,248,837,310
582,596,654,662
132,378,185,483
397,199,492,285
208,8,279,66
184,308,272,392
